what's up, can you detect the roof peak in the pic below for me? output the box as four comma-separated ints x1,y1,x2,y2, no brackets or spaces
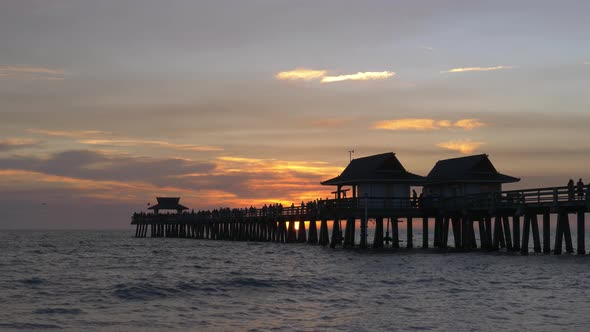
351,152,395,161
321,152,424,185
435,154,487,163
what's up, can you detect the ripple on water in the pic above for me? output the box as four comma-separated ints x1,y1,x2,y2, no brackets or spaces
0,323,62,329
34,307,84,315
18,277,46,286
2,230,590,331
112,283,181,300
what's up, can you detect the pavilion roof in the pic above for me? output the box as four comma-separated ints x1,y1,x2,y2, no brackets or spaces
321,152,425,186
426,154,519,185
148,197,189,211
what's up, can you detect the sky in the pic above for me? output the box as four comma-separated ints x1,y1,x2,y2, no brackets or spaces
1,0,589,229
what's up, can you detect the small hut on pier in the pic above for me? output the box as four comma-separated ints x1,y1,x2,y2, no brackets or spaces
320,152,425,200
148,197,189,214
424,154,519,197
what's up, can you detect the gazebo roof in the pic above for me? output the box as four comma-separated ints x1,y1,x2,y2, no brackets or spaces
426,154,519,185
148,197,189,211
321,152,425,186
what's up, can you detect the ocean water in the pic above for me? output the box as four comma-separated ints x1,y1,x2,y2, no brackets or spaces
1,230,589,331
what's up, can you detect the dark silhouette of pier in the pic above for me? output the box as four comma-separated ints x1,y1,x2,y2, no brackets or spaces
131,153,590,255
132,186,589,255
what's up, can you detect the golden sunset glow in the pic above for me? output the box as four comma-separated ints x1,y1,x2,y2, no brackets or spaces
437,140,485,154
441,66,513,73
275,68,327,81
217,156,342,176
320,71,395,83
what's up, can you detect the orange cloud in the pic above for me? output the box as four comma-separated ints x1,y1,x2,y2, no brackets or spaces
374,118,439,130
217,156,341,176
441,66,513,74
0,138,40,151
374,118,485,131
0,66,69,80
275,68,327,81
453,119,485,130
320,71,395,83
437,140,484,154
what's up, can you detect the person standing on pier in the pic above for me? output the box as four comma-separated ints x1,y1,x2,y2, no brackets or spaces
412,189,418,207
577,178,585,200
568,179,575,200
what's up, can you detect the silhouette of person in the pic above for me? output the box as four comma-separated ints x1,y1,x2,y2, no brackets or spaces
568,179,575,200
577,178,585,200
412,189,418,207
418,193,424,208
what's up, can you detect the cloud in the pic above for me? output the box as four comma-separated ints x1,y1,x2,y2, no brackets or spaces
452,119,485,130
216,156,341,176
441,66,513,74
584,62,590,65
437,140,484,154
79,139,223,152
275,68,327,81
0,139,41,151
27,128,223,152
374,118,441,130
27,128,111,138
0,66,69,80
373,118,485,131
275,68,395,83
421,46,434,51
0,150,216,183
308,118,353,128
321,71,395,83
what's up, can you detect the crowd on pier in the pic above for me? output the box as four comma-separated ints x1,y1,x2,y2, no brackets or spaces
133,199,329,221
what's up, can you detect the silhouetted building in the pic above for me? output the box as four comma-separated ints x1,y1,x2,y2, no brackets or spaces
424,154,519,197
148,197,188,214
321,152,425,199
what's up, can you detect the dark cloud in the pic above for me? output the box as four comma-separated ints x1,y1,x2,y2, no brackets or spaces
0,149,216,184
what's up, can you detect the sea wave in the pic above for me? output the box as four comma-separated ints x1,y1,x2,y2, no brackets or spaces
34,307,84,315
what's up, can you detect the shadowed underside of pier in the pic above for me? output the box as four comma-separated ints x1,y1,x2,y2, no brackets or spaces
132,186,590,255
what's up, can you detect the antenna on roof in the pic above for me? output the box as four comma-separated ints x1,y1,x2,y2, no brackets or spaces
348,150,354,162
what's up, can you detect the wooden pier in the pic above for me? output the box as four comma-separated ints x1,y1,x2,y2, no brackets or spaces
132,186,590,255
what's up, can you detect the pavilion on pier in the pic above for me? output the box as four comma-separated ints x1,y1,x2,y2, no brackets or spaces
424,154,519,198
320,152,425,200
148,197,189,214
